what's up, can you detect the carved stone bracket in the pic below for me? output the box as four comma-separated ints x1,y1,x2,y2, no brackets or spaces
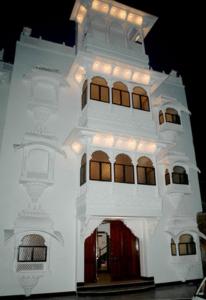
17,273,43,297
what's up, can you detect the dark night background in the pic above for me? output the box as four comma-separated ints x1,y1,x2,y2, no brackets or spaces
0,1,205,207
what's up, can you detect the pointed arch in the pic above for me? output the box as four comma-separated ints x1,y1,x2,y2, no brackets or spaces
132,86,150,111
114,153,134,184
90,151,111,181
90,76,109,103
112,81,130,107
165,107,181,124
137,156,156,185
172,166,189,185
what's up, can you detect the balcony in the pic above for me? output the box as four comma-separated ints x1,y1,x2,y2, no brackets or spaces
79,100,157,137
77,180,161,218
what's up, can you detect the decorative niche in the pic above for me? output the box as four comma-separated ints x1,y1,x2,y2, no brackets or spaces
23,67,67,125
14,132,66,203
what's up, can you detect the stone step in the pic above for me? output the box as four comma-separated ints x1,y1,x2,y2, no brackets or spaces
77,278,155,296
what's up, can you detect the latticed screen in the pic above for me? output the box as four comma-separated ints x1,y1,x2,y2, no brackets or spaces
18,234,47,262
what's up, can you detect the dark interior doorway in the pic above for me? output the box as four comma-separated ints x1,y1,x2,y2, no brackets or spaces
84,220,140,283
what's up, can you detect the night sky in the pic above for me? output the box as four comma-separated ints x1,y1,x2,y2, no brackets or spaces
0,1,205,205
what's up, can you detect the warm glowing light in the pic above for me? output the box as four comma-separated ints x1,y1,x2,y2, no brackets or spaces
103,63,112,74
92,0,109,13
137,141,157,153
92,61,101,72
110,6,126,20
132,72,141,82
92,61,112,75
92,134,114,147
76,5,87,24
141,73,150,85
127,13,143,26
123,69,132,80
127,139,137,151
132,71,150,85
74,66,85,83
71,142,83,154
113,66,121,77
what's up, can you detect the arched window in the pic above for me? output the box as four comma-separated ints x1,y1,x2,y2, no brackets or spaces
165,169,170,185
18,234,47,262
90,151,111,181
90,77,109,103
171,238,177,256
114,154,134,184
132,87,150,111
80,153,86,186
159,110,164,124
137,157,156,185
172,166,189,185
112,81,130,107
165,108,181,124
178,234,196,255
82,80,87,110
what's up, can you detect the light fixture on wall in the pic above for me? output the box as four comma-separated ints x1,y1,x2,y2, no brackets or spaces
127,13,143,26
76,5,87,24
91,0,109,14
71,142,83,154
74,66,85,83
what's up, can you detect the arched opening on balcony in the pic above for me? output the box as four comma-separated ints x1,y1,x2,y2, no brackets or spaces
114,154,134,184
18,234,47,262
165,108,181,124
137,157,156,185
172,166,189,184
178,234,196,255
90,151,111,181
165,168,170,185
90,76,109,103
132,87,150,111
159,110,164,124
80,153,87,186
112,81,130,107
81,79,88,110
170,238,177,256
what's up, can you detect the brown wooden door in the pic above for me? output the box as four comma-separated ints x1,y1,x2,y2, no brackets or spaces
84,230,96,283
110,221,140,280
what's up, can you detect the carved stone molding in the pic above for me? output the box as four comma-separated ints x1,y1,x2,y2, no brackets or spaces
23,67,67,127
14,131,66,203
17,274,42,297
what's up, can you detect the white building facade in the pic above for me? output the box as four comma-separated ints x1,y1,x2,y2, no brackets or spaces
0,0,204,297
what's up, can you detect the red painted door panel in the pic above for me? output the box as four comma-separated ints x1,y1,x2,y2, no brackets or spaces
84,230,96,283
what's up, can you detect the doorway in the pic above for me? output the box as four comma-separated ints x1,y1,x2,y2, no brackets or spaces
84,220,140,283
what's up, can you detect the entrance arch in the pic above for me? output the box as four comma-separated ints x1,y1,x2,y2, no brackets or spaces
84,220,140,283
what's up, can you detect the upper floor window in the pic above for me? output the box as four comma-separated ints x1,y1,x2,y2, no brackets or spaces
112,81,130,107
178,234,196,255
18,234,47,262
172,166,189,185
132,87,150,111
114,154,134,184
82,80,88,110
90,77,109,103
159,110,164,124
90,151,111,181
165,108,181,124
137,156,156,185
171,238,177,256
165,169,170,185
80,153,86,186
